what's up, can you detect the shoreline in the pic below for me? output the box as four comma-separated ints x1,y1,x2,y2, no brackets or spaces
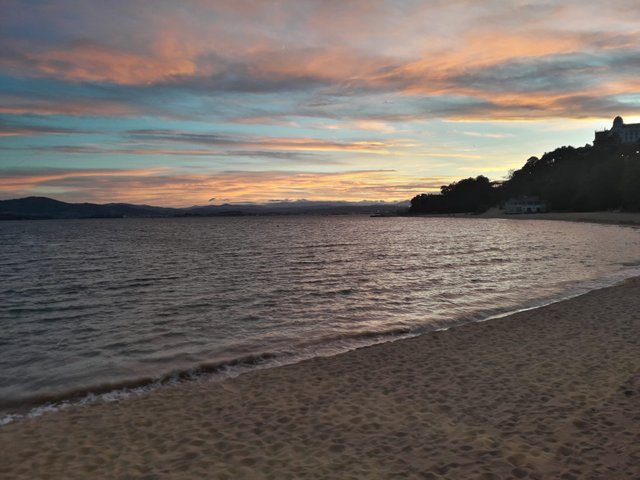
480,209,640,226
411,209,640,227
2,277,640,478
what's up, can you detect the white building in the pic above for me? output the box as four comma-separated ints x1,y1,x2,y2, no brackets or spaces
504,196,547,214
594,116,640,144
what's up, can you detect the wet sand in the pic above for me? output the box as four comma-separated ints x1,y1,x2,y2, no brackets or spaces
2,278,640,479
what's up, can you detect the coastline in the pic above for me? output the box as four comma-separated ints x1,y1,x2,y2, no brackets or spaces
2,277,640,478
410,209,640,227
479,209,640,226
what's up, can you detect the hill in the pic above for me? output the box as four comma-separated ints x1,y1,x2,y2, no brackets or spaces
410,142,640,214
0,197,178,220
0,197,409,220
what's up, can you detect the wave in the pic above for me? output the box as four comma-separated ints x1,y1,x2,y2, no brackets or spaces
0,351,285,426
0,325,425,427
3,260,640,428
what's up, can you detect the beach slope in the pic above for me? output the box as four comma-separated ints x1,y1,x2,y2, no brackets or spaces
2,278,640,479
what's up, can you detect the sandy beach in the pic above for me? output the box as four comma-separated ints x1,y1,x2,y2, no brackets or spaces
2,277,640,479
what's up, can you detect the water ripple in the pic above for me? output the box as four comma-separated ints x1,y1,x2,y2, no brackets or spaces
1,216,639,418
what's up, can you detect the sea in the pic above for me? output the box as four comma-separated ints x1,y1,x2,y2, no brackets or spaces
1,216,640,424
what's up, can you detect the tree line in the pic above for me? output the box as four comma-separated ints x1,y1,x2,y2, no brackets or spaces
410,140,640,214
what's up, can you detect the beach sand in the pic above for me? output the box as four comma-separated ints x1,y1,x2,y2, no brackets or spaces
2,278,640,479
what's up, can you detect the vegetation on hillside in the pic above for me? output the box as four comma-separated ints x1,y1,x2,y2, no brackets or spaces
410,140,640,214
410,176,500,214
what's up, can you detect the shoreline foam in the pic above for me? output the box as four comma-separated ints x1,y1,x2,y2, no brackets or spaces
2,276,640,478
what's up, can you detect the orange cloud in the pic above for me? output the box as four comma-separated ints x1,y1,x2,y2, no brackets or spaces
0,96,138,116
0,168,167,192
9,42,196,85
2,168,452,206
3,4,639,125
3,1,640,127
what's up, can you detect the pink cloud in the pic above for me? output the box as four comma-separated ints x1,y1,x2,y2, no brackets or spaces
0,95,139,117
3,0,640,122
4,41,197,85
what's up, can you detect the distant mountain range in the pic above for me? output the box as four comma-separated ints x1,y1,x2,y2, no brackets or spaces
0,197,410,220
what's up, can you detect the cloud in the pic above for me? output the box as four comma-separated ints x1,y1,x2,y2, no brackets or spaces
4,21,640,122
1,40,196,85
27,144,343,165
0,119,91,137
4,2,640,109
20,130,412,162
0,167,451,206
0,167,165,192
125,129,411,153
0,94,140,117
3,0,640,203
460,131,513,139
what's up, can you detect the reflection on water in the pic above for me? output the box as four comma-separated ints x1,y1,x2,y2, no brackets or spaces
1,216,639,415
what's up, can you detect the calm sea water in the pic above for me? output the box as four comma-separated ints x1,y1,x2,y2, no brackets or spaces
1,216,639,422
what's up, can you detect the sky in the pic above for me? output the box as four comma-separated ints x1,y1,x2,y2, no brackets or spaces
2,0,640,206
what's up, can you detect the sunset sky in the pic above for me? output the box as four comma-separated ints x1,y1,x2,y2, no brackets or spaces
2,0,640,206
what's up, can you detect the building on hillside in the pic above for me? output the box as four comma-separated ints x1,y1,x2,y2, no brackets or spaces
594,116,640,144
504,196,547,214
